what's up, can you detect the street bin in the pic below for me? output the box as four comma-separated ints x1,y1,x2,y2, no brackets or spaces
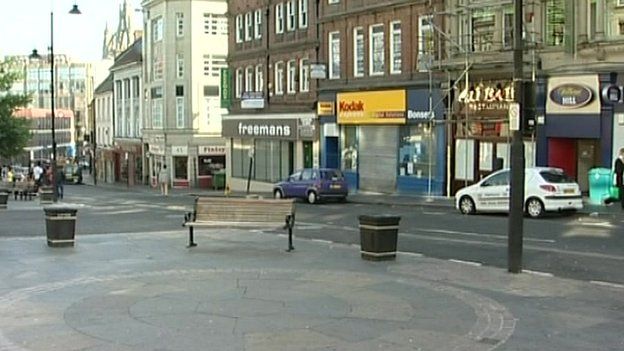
588,168,612,205
213,171,226,190
44,206,78,247
40,186,54,204
0,189,9,209
358,215,401,261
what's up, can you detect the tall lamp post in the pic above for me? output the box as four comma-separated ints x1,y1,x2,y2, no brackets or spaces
30,4,81,202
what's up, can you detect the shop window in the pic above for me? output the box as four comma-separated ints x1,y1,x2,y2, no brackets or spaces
398,124,437,178
198,155,225,176
174,156,188,179
232,139,292,182
341,126,358,172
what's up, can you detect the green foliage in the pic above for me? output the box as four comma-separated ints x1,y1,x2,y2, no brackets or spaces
0,60,32,160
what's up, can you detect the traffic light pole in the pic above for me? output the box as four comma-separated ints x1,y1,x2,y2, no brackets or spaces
508,0,525,273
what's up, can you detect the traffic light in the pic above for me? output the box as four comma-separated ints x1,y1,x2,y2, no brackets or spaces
522,81,536,134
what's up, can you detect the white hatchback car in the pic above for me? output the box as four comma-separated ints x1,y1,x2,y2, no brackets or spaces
455,167,583,218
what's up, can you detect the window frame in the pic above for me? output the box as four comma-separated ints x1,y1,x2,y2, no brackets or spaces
389,21,402,74
275,3,285,34
176,54,184,79
245,66,254,93
299,58,309,92
298,0,308,29
369,23,385,76
255,64,264,92
235,15,243,43
328,31,341,79
418,15,434,72
235,68,243,98
176,12,184,37
245,12,253,41
286,0,296,31
176,96,185,129
287,59,297,94
275,61,284,95
353,27,364,77
254,9,263,39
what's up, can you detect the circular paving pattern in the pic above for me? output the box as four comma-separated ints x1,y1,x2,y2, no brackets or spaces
0,268,515,351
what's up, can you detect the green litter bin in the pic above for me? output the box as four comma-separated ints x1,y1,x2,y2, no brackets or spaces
213,171,226,190
44,206,78,247
588,168,612,205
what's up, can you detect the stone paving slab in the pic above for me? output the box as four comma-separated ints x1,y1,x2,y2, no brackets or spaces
0,230,622,350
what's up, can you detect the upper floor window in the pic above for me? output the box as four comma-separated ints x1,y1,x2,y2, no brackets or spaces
235,68,243,98
503,8,514,49
245,66,254,93
235,15,243,43
328,0,339,4
353,27,364,77
176,13,184,37
205,13,228,36
287,60,296,94
369,24,385,76
390,21,402,74
418,15,434,72
299,58,309,92
245,12,253,41
254,9,263,39
152,17,163,42
286,0,296,31
472,9,495,52
275,61,284,95
255,65,264,92
176,54,184,78
545,0,565,46
329,31,341,79
298,0,308,29
275,3,284,34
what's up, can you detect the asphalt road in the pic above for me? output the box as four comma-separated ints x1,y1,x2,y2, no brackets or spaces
2,184,623,287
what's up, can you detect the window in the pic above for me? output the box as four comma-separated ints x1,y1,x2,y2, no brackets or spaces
329,31,341,79
232,139,293,182
152,17,163,42
275,3,284,34
328,0,339,3
204,13,228,35
353,27,364,77
203,54,227,77
286,0,296,31
235,68,243,98
176,12,184,37
287,59,296,94
254,9,263,39
176,54,184,78
152,99,163,128
235,15,243,43
299,58,309,92
418,15,434,72
503,9,514,49
255,65,264,92
390,21,402,74
472,9,495,51
369,24,385,75
399,124,437,178
245,66,254,92
245,12,253,41
341,126,357,171
298,0,308,29
176,97,184,128
275,61,284,95
545,0,565,46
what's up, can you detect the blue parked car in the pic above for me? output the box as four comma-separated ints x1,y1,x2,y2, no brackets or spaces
273,168,348,204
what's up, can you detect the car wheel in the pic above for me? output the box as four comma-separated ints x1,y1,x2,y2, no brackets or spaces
526,198,544,218
459,196,476,215
307,191,318,204
339,196,347,203
273,189,283,199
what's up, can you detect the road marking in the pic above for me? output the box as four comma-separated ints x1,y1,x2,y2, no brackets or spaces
590,280,624,289
449,259,482,266
398,251,424,257
311,239,333,244
523,269,554,277
414,228,556,244
423,211,445,215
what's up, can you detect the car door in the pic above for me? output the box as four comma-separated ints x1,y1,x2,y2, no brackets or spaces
296,169,314,198
475,170,510,211
282,171,301,197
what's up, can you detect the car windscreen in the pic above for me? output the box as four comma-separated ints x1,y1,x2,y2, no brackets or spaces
539,170,574,183
321,170,344,180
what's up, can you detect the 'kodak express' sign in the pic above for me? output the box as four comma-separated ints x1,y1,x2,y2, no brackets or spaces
337,90,406,125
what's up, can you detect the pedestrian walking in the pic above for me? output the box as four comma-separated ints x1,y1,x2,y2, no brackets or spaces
615,147,624,209
33,162,44,187
55,167,65,200
158,165,170,196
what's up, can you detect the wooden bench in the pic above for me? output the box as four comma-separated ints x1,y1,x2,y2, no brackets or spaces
14,182,37,200
183,196,296,251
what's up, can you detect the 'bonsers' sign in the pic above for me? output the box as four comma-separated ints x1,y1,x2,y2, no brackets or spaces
549,83,593,108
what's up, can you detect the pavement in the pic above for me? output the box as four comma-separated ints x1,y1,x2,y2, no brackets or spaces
0,175,622,350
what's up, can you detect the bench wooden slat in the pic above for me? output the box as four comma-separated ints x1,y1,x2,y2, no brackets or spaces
183,196,296,250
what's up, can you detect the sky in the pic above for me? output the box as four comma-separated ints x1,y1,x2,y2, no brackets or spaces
0,0,143,62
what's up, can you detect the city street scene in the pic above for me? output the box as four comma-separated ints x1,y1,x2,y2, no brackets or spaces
1,0,624,350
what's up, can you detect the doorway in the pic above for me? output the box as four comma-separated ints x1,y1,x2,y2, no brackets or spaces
303,141,313,169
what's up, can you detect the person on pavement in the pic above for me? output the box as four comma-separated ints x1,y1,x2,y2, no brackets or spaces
158,165,170,196
55,167,65,200
33,162,44,188
615,147,624,209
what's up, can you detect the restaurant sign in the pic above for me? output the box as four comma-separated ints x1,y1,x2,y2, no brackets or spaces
457,81,514,112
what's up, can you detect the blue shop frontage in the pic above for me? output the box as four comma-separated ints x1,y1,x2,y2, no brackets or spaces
317,88,446,195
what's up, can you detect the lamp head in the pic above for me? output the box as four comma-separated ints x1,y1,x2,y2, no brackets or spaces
29,49,42,60
69,4,81,15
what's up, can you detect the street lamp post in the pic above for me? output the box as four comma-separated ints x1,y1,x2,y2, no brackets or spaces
30,4,81,202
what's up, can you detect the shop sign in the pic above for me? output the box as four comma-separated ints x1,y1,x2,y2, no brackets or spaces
317,101,335,116
310,64,326,79
457,82,514,112
220,68,231,109
172,145,188,156
546,75,600,115
407,110,434,121
241,91,265,109
298,116,317,139
149,144,164,156
222,118,298,140
337,90,406,125
199,145,226,155
549,84,593,108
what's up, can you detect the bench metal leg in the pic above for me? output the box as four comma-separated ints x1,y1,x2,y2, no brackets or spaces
188,227,197,248
287,226,294,252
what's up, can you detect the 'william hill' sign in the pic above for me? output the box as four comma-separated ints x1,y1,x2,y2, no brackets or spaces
549,84,593,108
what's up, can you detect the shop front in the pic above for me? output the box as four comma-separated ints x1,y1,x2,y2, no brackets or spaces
113,141,143,186
451,79,535,194
538,74,612,192
222,114,318,192
197,145,226,189
146,142,165,188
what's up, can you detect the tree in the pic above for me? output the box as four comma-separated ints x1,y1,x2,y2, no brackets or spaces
0,60,31,161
